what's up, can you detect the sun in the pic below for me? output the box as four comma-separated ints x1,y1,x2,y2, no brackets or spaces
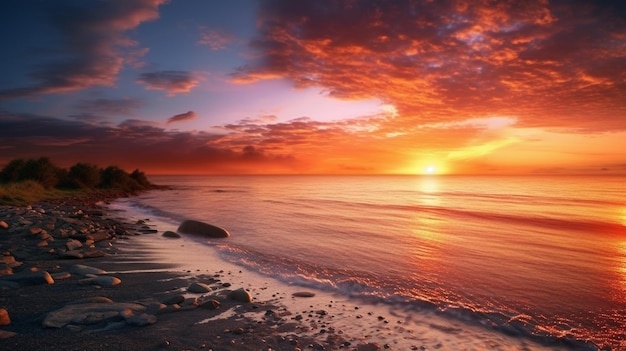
425,165,437,174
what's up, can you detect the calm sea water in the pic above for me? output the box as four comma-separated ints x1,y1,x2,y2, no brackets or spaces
113,175,626,349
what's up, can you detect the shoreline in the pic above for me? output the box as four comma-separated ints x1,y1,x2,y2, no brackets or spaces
0,193,599,351
0,195,343,351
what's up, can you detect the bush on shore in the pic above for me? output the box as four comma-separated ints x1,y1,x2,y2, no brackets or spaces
0,157,157,204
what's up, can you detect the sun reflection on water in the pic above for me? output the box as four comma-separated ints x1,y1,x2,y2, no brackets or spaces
416,176,440,207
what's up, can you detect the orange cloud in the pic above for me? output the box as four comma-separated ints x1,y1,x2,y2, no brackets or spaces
234,0,626,133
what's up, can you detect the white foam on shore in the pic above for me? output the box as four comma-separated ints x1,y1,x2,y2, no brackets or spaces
107,200,571,351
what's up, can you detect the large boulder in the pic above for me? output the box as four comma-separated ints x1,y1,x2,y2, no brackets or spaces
177,220,230,238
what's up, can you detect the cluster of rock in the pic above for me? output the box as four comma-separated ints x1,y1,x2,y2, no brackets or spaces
0,202,128,274
0,198,250,340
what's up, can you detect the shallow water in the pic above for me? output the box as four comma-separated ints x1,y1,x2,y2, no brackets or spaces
110,175,626,349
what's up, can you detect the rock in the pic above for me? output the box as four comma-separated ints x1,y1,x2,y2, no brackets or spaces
292,291,316,298
60,250,84,259
199,299,221,310
188,282,212,293
51,272,71,280
42,302,146,328
180,297,198,309
162,294,185,305
70,264,106,275
228,288,253,303
65,239,83,251
69,296,113,304
82,249,106,258
162,231,181,238
86,231,110,242
177,220,230,238
0,256,16,265
0,270,54,286
0,308,10,326
0,221,8,229
125,312,157,326
79,275,121,287
145,303,167,315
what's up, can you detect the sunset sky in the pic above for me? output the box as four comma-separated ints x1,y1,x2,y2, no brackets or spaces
0,0,624,175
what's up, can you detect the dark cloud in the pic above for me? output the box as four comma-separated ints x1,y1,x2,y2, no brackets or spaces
0,0,166,100
137,70,201,96
167,111,197,124
0,111,296,173
74,97,144,116
234,0,626,131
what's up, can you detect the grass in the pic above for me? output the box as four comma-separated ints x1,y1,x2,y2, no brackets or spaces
0,180,87,205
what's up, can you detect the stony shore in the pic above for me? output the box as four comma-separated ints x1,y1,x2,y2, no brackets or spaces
0,194,384,351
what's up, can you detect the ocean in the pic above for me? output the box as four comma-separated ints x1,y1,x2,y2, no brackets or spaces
109,175,625,350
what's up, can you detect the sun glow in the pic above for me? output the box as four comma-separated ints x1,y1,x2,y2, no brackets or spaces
425,165,437,174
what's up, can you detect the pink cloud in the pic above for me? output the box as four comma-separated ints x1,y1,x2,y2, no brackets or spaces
198,26,237,50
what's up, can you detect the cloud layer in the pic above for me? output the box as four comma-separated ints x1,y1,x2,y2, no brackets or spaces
0,111,295,174
235,0,626,131
0,0,166,100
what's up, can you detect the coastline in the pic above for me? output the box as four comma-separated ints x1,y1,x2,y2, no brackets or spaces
0,194,338,351
0,191,598,351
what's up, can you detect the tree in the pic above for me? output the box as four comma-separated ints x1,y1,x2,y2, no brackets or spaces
64,162,101,189
0,158,26,183
18,157,62,189
130,169,151,188
100,166,141,192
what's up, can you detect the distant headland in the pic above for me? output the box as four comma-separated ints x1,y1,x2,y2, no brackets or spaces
0,157,162,205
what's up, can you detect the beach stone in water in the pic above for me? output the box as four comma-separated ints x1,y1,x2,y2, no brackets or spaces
177,220,230,238
162,231,181,238
0,221,8,229
228,288,253,303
